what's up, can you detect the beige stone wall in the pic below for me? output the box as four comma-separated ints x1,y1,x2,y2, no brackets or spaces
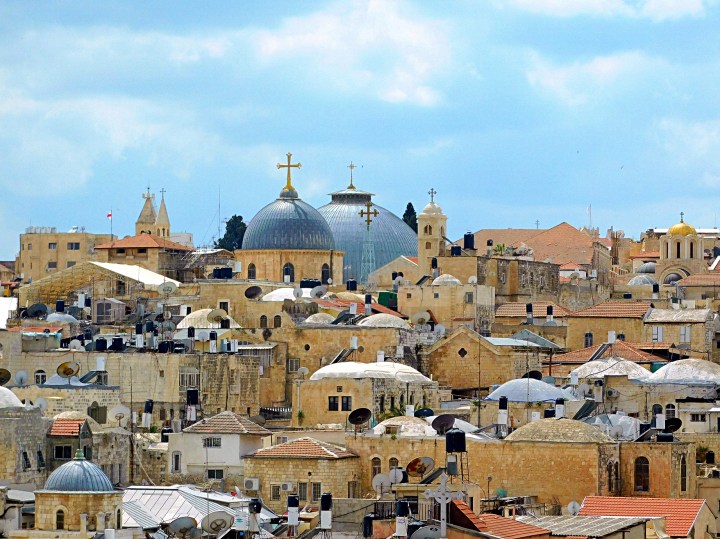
11,386,123,427
0,408,48,488
618,442,695,498
565,317,644,351
243,456,361,513
368,257,423,290
397,283,494,331
641,319,715,361
35,491,122,531
234,249,344,284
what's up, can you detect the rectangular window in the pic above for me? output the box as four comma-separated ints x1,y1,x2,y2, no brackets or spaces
337,386,343,393
219,301,229,313
83,446,92,460
680,326,691,344
67,242,80,250
22,451,31,470
27,243,32,250
328,396,339,411
341,396,352,411
433,292,440,299
179,368,200,388
465,292,473,304
202,437,222,448
116,248,126,254
54,445,72,460
47,262,57,270
406,293,412,299
691,414,707,422
298,482,308,501
652,326,663,342
137,248,147,254
311,482,322,501
207,469,224,479
48,242,57,250
67,261,75,268
287,358,300,373
271,485,281,501
276,435,288,445
172,452,181,472
37,449,45,468
348,481,360,498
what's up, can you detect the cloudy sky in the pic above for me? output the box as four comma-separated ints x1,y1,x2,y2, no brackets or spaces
1,0,719,259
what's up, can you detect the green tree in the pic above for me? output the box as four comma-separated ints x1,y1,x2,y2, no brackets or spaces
216,215,247,251
402,202,418,233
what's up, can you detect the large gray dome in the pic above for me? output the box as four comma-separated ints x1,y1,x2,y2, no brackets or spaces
318,185,417,282
44,449,114,492
243,188,335,251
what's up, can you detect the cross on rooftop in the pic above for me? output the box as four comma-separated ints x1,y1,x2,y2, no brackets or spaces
160,187,166,199
143,187,154,200
428,187,437,202
347,161,357,189
680,211,684,222
359,201,379,227
277,152,301,191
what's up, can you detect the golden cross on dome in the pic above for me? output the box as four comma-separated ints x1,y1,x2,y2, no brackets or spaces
359,201,379,227
277,152,301,190
680,212,684,222
347,161,357,189
428,187,437,202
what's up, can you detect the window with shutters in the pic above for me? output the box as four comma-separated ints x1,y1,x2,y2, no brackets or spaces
634,457,649,492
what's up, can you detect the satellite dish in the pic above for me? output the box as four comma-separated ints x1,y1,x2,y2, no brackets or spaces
435,324,446,336
348,408,372,425
109,405,131,427
431,414,455,435
310,286,326,299
158,282,178,295
197,331,210,342
414,408,434,418
406,456,435,478
0,368,11,386
664,417,682,433
35,397,48,412
14,370,28,386
249,415,267,426
327,277,333,285
468,276,478,284
296,366,310,376
567,501,581,516
411,311,431,325
409,526,441,539
168,517,198,537
187,529,203,539
201,512,234,534
393,276,403,286
27,303,48,318
293,287,303,299
389,467,405,484
207,309,228,323
69,339,84,350
371,473,391,495
245,286,263,300
57,361,80,378
160,321,176,332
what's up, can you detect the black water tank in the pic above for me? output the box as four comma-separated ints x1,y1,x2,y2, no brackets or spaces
249,499,262,514
160,426,173,443
187,326,195,338
656,432,673,442
56,300,65,313
158,341,170,353
135,323,143,335
145,320,154,333
83,328,93,341
652,283,660,293
288,495,299,508
347,279,357,291
623,293,632,299
144,399,154,413
391,272,398,281
639,422,651,435
707,451,716,464
212,267,221,279
365,294,372,304
111,336,124,351
186,388,199,405
396,500,410,517
221,267,233,279
362,515,375,538
464,232,475,250
499,396,508,410
95,337,107,351
220,318,230,329
85,296,92,307
209,331,218,341
544,408,556,418
451,245,462,256
446,428,466,453
555,398,564,406
320,493,332,511
431,257,438,269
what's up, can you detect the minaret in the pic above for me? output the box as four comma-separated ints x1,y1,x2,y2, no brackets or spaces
417,188,447,275
155,188,171,238
136,188,157,235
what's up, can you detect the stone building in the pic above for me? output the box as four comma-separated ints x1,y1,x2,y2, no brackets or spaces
94,235,193,282
243,437,360,513
565,301,652,351
641,308,719,362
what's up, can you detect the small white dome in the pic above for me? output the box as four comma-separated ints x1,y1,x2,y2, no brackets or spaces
304,313,335,324
647,358,720,385
570,357,650,380
431,274,462,286
627,275,657,286
309,361,430,383
358,313,410,329
422,201,443,215
176,308,242,329
372,416,436,437
0,386,23,409
487,378,578,402
261,288,312,302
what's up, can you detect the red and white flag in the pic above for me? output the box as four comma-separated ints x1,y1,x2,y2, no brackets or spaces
107,211,112,219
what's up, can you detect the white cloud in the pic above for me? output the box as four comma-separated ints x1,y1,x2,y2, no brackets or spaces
656,118,720,166
507,0,707,20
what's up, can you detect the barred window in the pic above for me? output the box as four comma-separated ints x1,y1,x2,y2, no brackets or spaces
203,437,221,448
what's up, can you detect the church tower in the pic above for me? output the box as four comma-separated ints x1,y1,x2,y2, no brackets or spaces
417,188,447,275
135,190,157,236
155,189,171,238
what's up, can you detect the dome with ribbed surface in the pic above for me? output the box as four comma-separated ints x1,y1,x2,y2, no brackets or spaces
318,185,417,282
243,188,335,251
506,418,613,443
667,215,697,236
627,274,657,286
44,449,114,492
637,262,656,274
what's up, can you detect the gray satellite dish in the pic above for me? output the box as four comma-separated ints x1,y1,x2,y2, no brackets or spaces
372,473,391,495
567,501,581,515
296,366,310,376
468,276,478,284
0,368,11,386
69,339,84,350
431,414,455,435
158,282,178,295
389,467,404,484
35,397,48,411
197,331,210,342
27,303,48,318
293,287,303,298
409,526,441,539
167,517,198,538
310,286,326,299
435,324,446,336
201,512,234,534
14,370,28,386
327,277,333,285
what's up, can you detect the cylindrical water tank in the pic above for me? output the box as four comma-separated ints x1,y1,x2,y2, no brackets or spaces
144,399,154,413
463,232,475,250
499,396,508,410
321,493,332,511
56,300,65,313
288,495,299,508
186,388,199,405
160,426,172,443
431,258,438,269
363,515,375,538
187,326,195,338
347,279,357,291
445,428,466,453
396,500,410,517
95,337,107,352
209,331,217,341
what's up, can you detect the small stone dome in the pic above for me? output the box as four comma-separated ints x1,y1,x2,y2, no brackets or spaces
668,216,697,236
304,313,335,324
44,449,115,492
637,261,656,274
422,201,443,215
506,418,613,443
357,313,410,329
431,274,462,286
487,378,577,402
627,274,657,286
663,272,683,285
570,357,650,380
647,358,720,385
371,415,436,437
0,386,23,409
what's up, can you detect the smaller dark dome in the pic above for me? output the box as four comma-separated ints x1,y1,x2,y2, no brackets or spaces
664,272,683,285
44,449,114,492
637,262,656,274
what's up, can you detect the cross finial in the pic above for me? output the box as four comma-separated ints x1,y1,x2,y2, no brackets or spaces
428,188,437,203
347,162,357,189
535,219,540,229
277,152,302,191
160,188,166,200
680,211,684,223
359,201,379,227
142,187,154,200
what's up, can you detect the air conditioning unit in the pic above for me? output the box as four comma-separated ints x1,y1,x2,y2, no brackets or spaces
244,478,260,490
281,481,295,492
606,388,619,399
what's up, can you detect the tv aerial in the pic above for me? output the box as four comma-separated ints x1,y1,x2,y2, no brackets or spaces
406,456,435,479
0,368,11,386
57,361,80,379
431,414,455,435
201,512,234,535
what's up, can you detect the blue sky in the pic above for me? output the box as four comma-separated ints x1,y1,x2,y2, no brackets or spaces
1,0,719,260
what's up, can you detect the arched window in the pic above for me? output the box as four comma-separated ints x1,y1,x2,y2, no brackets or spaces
676,241,681,259
666,241,670,259
423,225,432,235
665,404,676,419
259,315,268,328
634,457,649,492
681,455,687,492
690,242,694,259
248,263,256,280
584,332,593,347
88,401,107,424
282,263,295,283
425,241,431,249
172,451,182,473
35,369,46,384
321,264,330,284
56,509,65,530
607,461,616,493
371,457,381,478
389,457,399,469
652,404,663,423
117,509,122,529
273,315,282,328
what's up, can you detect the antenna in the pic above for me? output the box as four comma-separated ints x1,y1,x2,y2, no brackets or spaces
14,370,28,386
57,361,80,378
0,368,10,386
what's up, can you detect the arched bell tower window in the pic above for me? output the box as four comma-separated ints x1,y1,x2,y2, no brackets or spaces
248,263,256,280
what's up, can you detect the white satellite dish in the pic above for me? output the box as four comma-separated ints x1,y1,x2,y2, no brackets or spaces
109,405,131,427
435,324,446,337
69,339,84,350
201,512,234,534
310,286,326,299
371,473,392,495
207,309,227,323
409,526,441,539
567,501,581,516
158,282,178,295
468,276,478,284
14,370,28,386
327,277,333,285
293,287,303,298
388,467,404,484
296,366,310,376
198,331,210,342
35,397,48,412
411,311,431,325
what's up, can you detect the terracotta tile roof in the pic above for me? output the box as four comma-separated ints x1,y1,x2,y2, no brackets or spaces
405,256,419,264
631,341,676,351
570,301,651,318
95,234,192,251
496,301,570,318
183,412,271,436
49,418,87,436
521,222,597,266
560,262,583,270
579,496,706,537
450,500,489,532
247,437,357,459
676,273,720,287
476,512,550,539
550,341,662,364
630,251,660,259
